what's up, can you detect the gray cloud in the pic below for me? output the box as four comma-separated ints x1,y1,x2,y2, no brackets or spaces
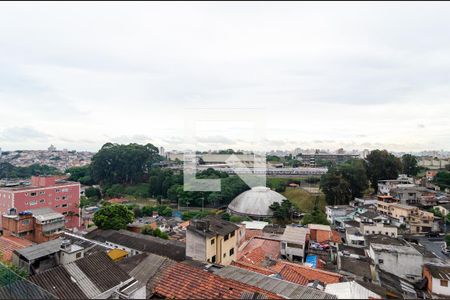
0,4,449,151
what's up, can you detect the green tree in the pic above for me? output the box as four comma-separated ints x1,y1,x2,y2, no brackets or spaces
339,159,369,199
66,165,95,185
91,143,160,185
401,154,419,176
269,199,294,224
301,198,329,225
434,171,450,190
85,187,101,200
366,150,402,191
93,204,134,230
320,167,352,205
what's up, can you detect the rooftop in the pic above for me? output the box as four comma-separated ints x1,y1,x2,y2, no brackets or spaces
308,224,331,231
85,229,186,261
242,221,269,230
30,208,64,222
29,252,132,299
424,264,450,280
281,225,308,244
153,261,283,299
187,215,239,238
365,234,407,246
339,256,372,280
238,237,281,265
14,239,62,261
0,180,78,192
0,236,33,262
213,265,337,299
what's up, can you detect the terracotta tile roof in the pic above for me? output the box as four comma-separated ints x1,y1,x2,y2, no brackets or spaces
0,236,33,262
238,237,280,265
279,265,309,286
270,262,342,285
245,229,263,241
231,261,276,276
153,262,283,299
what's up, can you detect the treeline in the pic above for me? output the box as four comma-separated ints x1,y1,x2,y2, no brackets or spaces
320,151,420,205
67,143,250,208
0,162,60,179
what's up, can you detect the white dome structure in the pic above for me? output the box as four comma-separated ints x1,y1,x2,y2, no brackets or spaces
228,186,286,219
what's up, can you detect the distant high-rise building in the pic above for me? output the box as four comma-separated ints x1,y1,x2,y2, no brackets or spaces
159,146,165,157
48,145,56,152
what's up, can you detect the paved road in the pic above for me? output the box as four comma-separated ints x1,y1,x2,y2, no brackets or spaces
416,236,449,261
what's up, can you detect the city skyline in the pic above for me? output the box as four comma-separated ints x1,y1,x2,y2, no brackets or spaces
1,3,450,151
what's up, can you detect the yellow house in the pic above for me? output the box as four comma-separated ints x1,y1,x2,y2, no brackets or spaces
186,216,238,265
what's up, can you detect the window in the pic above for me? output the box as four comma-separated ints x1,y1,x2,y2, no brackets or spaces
39,191,45,195
224,234,229,241
30,201,37,206
40,199,45,203
441,280,448,287
62,211,67,215
22,219,30,225
223,253,226,258
55,205,60,208
230,231,235,238
62,196,67,200
378,259,383,264
30,192,36,197
56,189,61,193
76,252,82,258
62,204,68,208
211,255,216,263
229,248,234,256
211,239,215,245
62,188,69,192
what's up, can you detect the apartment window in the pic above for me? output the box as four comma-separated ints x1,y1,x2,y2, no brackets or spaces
39,191,45,195
62,188,69,192
30,201,37,206
440,280,448,287
224,234,229,241
76,252,82,258
62,212,67,215
229,248,234,256
30,192,36,197
211,255,216,263
62,204,68,208
230,231,235,238
55,205,60,208
62,196,67,200
22,219,30,225
40,199,45,204
56,197,60,201
211,238,215,245
56,189,61,193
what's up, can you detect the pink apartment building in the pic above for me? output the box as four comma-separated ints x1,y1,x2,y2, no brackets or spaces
0,176,80,229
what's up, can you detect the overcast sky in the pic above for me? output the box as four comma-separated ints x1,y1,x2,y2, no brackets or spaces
1,2,450,152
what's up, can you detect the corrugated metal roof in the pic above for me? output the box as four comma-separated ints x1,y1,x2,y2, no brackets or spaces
213,266,336,299
29,265,87,299
64,263,101,298
15,239,61,261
